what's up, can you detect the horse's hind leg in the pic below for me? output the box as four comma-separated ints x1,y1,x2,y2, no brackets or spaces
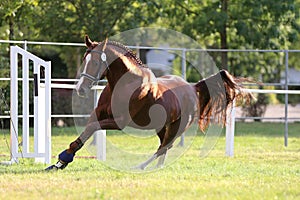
156,151,167,168
133,154,158,170
134,118,185,170
155,126,169,168
133,147,169,170
155,117,188,168
132,127,166,170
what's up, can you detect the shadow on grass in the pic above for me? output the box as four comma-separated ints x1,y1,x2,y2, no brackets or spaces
0,158,108,175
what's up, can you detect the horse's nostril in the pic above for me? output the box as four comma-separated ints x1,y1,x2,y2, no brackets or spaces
77,87,88,98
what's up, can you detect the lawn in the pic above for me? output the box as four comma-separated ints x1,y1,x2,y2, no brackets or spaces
0,122,300,200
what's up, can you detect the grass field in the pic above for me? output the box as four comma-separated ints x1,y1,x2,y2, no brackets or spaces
0,122,300,200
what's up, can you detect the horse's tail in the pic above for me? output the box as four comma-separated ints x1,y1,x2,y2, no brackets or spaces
193,69,254,131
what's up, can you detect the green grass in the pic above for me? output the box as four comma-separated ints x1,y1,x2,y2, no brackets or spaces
0,122,300,200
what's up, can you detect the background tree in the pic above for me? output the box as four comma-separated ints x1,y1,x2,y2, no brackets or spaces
155,0,299,77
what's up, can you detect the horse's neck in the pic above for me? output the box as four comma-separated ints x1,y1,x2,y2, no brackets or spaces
107,66,154,94
106,60,140,89
106,46,153,90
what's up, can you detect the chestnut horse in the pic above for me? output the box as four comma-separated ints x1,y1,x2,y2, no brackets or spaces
46,36,252,171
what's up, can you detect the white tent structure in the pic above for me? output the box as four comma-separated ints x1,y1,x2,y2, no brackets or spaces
146,46,175,77
281,68,300,84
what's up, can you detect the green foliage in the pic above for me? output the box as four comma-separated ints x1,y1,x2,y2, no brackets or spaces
34,0,139,42
277,86,300,105
1,0,299,78
0,0,39,40
229,0,298,49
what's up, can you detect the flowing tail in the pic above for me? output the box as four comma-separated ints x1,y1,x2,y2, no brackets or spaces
194,69,254,131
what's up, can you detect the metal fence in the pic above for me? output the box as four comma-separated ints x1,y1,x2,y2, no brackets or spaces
0,39,300,146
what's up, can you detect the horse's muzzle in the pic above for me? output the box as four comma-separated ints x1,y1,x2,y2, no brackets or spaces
76,85,89,98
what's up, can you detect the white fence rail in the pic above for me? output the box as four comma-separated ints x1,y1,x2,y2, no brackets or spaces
1,40,300,161
226,89,300,157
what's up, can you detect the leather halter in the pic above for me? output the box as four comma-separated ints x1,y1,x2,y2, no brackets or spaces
80,48,109,86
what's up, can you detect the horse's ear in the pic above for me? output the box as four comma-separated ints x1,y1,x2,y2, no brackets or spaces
85,35,92,47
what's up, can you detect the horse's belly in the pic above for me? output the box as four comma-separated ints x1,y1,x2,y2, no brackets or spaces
129,105,169,130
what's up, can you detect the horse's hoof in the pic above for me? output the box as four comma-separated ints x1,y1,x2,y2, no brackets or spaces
45,160,68,171
131,164,146,171
45,164,58,171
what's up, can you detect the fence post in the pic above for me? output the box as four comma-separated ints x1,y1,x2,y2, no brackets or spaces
10,46,19,164
179,49,187,147
22,54,30,154
284,50,289,147
45,61,52,164
94,88,106,161
34,61,51,164
226,100,236,157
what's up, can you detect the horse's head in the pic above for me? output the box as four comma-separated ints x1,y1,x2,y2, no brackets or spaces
76,35,109,98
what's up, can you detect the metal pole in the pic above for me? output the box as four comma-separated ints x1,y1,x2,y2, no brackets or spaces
22,52,30,154
46,61,52,163
23,40,27,51
181,49,187,80
284,50,289,147
10,46,19,163
225,100,236,157
95,88,106,161
179,49,187,147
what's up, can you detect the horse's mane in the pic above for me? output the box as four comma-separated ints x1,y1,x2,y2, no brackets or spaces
102,40,148,68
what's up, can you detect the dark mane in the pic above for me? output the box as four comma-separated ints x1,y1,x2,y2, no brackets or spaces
102,40,148,68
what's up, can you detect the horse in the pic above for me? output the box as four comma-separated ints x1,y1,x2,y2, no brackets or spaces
46,35,253,171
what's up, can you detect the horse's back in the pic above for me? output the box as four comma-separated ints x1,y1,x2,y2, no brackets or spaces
156,75,195,96
156,74,198,114
157,75,187,85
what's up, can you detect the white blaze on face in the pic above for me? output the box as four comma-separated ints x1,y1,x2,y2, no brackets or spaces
76,54,91,95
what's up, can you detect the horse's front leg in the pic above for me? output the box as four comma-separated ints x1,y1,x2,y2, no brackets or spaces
45,111,123,171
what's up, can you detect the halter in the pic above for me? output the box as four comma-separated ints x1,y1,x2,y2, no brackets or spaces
80,48,109,87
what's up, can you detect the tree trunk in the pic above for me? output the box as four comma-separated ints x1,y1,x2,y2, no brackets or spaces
9,15,14,40
220,0,228,70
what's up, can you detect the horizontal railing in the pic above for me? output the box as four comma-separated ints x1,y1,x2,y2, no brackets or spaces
1,40,300,148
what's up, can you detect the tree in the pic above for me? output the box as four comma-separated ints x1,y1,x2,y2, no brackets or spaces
0,0,39,41
0,0,40,127
35,0,134,42
149,0,299,77
162,1,297,85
